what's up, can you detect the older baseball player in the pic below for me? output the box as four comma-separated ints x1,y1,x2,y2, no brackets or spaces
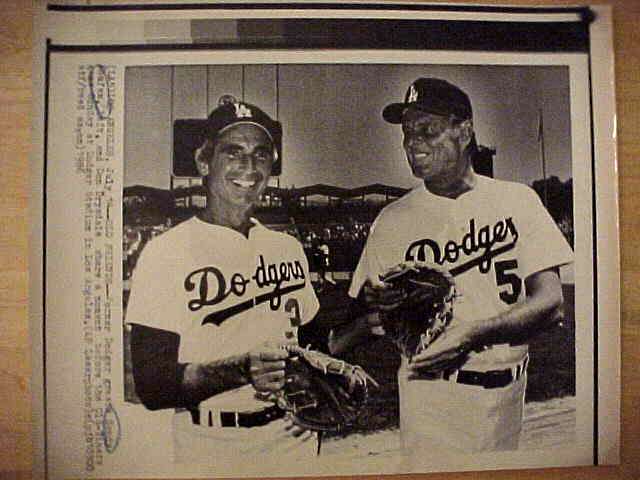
126,97,320,467
332,78,573,458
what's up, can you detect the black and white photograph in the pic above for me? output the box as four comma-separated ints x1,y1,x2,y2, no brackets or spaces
120,62,578,473
30,2,620,479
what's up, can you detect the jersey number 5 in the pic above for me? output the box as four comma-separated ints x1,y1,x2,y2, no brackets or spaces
495,260,522,304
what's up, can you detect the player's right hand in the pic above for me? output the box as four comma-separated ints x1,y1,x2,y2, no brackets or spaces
247,345,288,393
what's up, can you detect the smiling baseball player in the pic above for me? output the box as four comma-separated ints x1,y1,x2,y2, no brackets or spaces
126,97,320,467
333,78,574,459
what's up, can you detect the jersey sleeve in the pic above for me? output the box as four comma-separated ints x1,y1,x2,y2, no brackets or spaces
516,186,574,280
295,241,320,325
125,239,177,333
348,218,386,299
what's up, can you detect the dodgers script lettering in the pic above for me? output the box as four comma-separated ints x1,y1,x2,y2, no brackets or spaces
405,217,519,274
184,255,306,326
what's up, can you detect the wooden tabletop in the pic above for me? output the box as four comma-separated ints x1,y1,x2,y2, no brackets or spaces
1,0,637,478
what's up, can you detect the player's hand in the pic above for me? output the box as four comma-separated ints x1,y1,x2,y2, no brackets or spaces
405,260,454,304
363,265,408,312
247,345,288,393
283,415,315,441
365,260,451,312
408,321,476,375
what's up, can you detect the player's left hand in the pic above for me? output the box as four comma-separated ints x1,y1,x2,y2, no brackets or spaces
408,320,476,374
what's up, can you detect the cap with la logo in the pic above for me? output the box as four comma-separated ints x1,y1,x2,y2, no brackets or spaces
204,95,283,170
382,78,473,124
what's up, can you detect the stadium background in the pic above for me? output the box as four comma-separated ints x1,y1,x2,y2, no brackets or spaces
122,63,576,439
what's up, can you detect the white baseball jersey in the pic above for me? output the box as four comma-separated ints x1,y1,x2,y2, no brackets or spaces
349,174,573,454
126,216,320,462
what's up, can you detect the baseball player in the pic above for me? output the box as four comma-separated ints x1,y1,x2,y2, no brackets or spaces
126,97,320,467
333,78,574,459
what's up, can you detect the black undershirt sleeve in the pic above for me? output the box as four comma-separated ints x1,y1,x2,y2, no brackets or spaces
129,323,190,410
298,318,329,352
298,283,370,354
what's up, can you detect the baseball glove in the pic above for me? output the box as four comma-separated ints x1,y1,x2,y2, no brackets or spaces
275,345,378,432
379,263,456,360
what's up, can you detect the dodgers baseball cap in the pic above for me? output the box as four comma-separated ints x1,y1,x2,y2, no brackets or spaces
382,78,473,124
205,95,283,173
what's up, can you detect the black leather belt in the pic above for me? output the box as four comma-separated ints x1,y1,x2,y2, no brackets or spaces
189,404,285,428
453,369,514,389
440,357,528,389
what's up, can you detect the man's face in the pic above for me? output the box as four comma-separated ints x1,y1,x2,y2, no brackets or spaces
401,107,468,184
205,124,274,208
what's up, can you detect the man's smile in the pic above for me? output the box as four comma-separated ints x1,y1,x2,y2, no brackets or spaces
410,151,435,167
231,178,257,188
